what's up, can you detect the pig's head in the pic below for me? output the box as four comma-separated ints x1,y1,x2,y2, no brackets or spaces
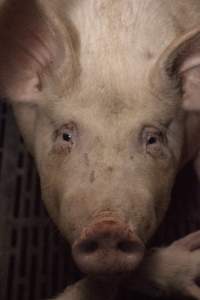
1,0,200,275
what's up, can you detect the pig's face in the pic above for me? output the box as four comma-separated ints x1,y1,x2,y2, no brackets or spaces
16,73,183,274
1,0,199,275
33,83,183,244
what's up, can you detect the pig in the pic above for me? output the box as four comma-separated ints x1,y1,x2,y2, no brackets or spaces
1,0,200,299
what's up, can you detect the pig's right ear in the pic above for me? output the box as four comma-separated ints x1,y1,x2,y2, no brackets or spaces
152,28,200,111
0,0,70,104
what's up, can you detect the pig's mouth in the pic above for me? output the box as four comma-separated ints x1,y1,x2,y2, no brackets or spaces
72,217,145,275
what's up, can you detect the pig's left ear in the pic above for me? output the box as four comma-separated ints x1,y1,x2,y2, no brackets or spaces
0,0,72,104
152,28,200,111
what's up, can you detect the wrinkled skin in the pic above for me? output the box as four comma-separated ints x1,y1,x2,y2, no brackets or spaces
1,0,200,299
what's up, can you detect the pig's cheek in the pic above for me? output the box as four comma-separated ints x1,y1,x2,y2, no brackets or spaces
134,188,171,243
41,185,60,223
36,154,64,224
38,164,60,217
13,104,37,153
38,163,80,243
137,204,157,242
151,182,173,232
138,203,165,243
40,182,75,243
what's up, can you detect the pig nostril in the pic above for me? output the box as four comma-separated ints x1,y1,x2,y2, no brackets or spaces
117,241,139,253
79,240,98,254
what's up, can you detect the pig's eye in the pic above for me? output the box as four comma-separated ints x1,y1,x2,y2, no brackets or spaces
142,127,166,157
147,135,159,145
62,132,72,142
53,122,77,154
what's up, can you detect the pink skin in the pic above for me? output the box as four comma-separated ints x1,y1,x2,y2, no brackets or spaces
1,1,200,299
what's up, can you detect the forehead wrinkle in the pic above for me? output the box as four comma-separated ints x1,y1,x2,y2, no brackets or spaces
44,79,176,132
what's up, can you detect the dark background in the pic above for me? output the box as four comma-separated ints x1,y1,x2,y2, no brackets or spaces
0,101,199,300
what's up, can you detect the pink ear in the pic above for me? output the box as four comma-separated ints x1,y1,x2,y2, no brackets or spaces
152,29,200,112
180,55,200,111
171,30,200,112
0,0,65,103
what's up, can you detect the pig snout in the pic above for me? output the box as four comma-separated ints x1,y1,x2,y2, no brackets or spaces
72,218,145,275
